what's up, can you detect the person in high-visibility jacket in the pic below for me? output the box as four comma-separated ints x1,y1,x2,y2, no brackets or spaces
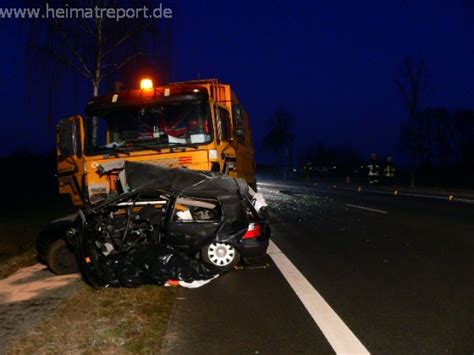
367,153,380,185
383,156,396,184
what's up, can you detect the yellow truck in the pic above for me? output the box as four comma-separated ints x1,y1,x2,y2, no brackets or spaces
38,78,261,274
56,78,257,206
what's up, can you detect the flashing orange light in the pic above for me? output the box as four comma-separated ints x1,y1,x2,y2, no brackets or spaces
140,78,154,90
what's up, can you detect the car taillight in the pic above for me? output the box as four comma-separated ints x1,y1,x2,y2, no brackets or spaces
243,223,261,239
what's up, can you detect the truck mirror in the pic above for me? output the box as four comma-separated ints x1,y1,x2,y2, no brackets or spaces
57,119,81,159
232,104,244,127
58,120,73,158
234,127,244,137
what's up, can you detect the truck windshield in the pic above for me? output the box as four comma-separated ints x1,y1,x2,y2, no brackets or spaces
85,100,212,155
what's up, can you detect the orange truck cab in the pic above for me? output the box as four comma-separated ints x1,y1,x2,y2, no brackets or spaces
56,78,257,207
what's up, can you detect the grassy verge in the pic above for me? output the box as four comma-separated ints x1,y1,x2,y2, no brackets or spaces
8,283,177,354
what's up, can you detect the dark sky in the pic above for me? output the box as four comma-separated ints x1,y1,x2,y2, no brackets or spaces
1,0,473,164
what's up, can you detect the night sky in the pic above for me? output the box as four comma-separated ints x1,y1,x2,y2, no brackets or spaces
1,0,473,164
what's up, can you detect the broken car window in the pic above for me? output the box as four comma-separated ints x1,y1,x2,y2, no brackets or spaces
174,197,221,222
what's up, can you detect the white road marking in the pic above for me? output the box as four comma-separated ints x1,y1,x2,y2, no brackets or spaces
268,241,369,355
345,203,387,214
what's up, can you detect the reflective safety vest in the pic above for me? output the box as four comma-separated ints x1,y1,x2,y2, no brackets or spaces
384,165,395,177
367,163,380,176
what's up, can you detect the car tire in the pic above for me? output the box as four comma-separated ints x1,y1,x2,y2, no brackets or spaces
46,239,78,275
201,242,241,270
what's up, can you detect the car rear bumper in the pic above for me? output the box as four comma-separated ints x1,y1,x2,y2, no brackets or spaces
240,235,270,263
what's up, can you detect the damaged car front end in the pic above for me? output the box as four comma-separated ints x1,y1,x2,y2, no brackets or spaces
40,162,270,287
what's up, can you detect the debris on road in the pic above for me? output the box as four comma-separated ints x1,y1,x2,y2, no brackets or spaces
234,262,271,271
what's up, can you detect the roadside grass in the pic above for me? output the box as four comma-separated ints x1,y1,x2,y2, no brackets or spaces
8,283,177,354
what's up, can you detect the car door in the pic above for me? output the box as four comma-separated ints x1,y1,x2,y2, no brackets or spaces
166,196,223,254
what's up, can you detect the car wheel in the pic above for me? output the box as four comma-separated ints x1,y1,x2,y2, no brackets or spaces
47,239,78,275
201,242,240,269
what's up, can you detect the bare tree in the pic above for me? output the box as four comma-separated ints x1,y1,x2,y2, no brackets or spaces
23,0,172,129
262,108,295,177
395,57,426,187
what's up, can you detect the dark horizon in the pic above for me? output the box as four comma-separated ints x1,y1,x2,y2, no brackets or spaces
1,0,474,166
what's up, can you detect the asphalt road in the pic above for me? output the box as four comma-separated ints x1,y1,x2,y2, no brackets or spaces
160,180,474,354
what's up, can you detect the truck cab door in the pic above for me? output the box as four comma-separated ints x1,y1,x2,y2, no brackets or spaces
215,105,237,176
57,116,85,206
232,104,256,186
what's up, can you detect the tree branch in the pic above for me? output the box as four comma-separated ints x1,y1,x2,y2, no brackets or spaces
100,52,145,80
100,21,154,60
52,20,93,80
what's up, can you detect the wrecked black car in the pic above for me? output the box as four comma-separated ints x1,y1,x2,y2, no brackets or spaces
37,162,270,287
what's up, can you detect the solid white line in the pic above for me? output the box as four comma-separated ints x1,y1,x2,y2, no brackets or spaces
268,241,369,355
345,204,387,214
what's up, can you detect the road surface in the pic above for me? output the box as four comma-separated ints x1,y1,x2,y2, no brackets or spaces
161,180,474,354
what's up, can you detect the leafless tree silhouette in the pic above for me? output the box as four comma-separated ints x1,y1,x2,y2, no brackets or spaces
395,57,426,187
263,108,295,176
22,0,172,129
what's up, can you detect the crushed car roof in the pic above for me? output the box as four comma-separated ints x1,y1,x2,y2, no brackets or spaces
122,161,249,198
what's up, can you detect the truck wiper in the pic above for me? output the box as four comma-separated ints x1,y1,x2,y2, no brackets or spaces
168,142,198,150
132,144,162,152
101,142,130,156
104,147,130,156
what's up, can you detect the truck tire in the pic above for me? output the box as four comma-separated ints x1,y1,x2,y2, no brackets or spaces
46,239,78,275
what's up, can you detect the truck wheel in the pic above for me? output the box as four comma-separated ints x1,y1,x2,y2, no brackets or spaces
201,242,241,270
47,239,78,275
